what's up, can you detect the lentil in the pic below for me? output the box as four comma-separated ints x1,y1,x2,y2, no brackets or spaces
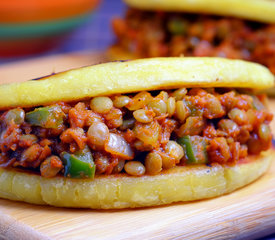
87,122,109,150
133,109,154,123
113,96,131,108
175,100,187,122
172,88,187,100
124,161,145,176
148,99,167,116
167,97,176,117
145,151,162,175
258,124,271,142
228,108,248,125
90,97,113,114
164,141,184,164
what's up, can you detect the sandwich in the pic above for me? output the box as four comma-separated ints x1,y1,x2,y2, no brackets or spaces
0,57,274,209
109,0,275,75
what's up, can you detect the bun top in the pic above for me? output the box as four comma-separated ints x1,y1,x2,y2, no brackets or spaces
124,0,275,23
0,57,273,109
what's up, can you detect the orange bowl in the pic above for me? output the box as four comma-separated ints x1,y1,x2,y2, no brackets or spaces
0,0,100,57
0,0,100,23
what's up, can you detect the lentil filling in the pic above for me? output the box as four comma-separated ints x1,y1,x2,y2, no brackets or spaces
0,88,272,178
112,9,275,74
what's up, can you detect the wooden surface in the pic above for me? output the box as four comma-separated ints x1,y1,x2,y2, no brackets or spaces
0,51,107,84
0,53,274,240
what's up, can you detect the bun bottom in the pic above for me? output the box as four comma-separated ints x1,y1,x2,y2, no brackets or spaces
0,150,273,209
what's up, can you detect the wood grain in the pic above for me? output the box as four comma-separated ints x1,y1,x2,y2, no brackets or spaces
0,53,274,240
0,159,274,240
0,211,50,240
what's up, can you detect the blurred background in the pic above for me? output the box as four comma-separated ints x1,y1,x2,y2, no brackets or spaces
0,0,124,65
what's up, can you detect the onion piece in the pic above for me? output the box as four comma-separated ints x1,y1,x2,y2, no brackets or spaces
105,133,134,160
133,121,161,147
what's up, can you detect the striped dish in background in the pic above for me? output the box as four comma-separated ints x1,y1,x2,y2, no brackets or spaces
0,0,100,57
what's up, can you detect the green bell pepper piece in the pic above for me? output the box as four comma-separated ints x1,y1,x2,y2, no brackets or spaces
168,19,188,35
177,135,208,164
61,146,95,179
26,105,64,128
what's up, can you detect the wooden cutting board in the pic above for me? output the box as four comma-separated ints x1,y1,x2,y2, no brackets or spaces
0,51,107,84
0,53,274,240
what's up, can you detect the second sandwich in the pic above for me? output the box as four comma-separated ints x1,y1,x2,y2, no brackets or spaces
110,0,275,74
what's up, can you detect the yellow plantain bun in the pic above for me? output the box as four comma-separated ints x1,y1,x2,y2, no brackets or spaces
0,150,273,209
124,0,275,23
0,57,273,109
0,57,274,209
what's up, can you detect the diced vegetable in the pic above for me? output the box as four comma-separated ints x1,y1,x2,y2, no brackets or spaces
40,156,63,178
61,146,95,178
177,116,205,137
168,19,188,35
105,133,134,160
203,94,225,119
183,100,202,117
119,118,136,130
133,121,161,147
126,91,153,111
252,96,265,110
26,105,64,128
4,108,25,125
218,119,240,138
207,137,230,163
19,134,38,147
177,136,208,164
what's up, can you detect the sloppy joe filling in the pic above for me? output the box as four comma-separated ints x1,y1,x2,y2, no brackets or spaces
112,9,275,74
0,88,272,178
